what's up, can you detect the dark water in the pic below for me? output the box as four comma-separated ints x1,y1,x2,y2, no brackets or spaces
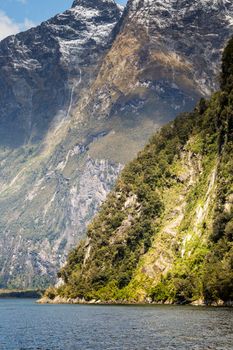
0,299,232,350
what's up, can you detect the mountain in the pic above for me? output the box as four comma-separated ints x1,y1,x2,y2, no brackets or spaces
81,0,233,162
0,0,123,288
0,0,233,288
0,0,122,147
48,37,233,305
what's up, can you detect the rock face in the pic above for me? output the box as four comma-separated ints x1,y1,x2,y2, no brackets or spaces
127,0,233,96
0,153,122,288
0,0,233,288
78,0,233,163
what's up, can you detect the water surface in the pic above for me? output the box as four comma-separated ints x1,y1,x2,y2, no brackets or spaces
0,299,232,349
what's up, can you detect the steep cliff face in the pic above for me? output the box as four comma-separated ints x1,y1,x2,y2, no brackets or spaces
0,154,122,288
1,0,233,288
53,38,233,304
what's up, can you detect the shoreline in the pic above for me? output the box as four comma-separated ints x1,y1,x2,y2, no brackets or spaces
37,296,233,307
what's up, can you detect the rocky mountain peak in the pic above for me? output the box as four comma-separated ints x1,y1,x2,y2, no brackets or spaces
72,0,118,10
126,0,233,25
128,0,232,10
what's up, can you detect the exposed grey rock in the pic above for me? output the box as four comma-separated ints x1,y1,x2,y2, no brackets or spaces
0,151,122,287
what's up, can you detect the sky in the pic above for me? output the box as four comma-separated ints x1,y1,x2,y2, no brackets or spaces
0,0,126,40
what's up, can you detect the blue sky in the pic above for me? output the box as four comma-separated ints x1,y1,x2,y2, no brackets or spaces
0,0,126,40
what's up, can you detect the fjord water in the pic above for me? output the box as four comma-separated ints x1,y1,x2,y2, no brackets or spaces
0,299,232,350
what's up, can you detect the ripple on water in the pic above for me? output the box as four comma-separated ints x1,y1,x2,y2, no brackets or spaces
0,300,232,350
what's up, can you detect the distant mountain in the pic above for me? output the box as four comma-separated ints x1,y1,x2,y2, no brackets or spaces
49,36,233,305
0,0,233,288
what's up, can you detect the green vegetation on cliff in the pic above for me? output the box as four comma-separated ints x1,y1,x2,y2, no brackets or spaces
49,38,233,304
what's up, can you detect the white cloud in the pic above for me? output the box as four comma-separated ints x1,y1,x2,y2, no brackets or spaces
0,10,36,41
0,10,20,40
23,18,36,30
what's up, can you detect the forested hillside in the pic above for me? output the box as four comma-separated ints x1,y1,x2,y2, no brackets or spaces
47,37,233,305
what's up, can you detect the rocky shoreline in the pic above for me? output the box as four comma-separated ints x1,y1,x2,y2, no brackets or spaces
37,296,233,307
